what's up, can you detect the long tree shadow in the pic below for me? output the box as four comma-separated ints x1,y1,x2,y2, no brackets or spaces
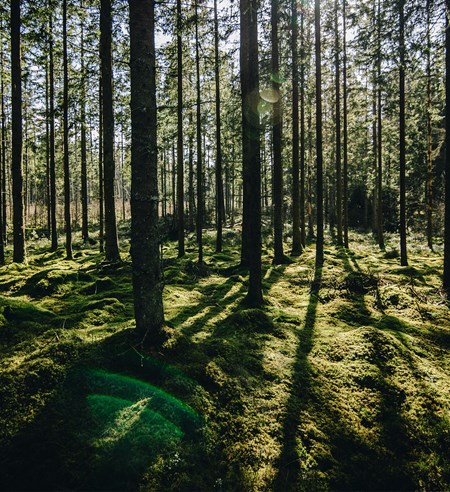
327,247,416,490
273,264,322,491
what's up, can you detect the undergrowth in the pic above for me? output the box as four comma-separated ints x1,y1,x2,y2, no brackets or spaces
0,230,449,491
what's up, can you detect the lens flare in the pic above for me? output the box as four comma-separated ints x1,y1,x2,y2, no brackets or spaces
86,369,202,431
260,88,280,104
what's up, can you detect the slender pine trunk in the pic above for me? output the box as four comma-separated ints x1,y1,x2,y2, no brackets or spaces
214,0,225,253
100,0,120,262
399,0,408,265
11,0,25,263
315,0,324,266
63,0,72,259
176,0,185,257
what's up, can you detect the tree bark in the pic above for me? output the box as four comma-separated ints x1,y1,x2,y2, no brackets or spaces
49,9,57,251
426,0,433,250
291,0,302,256
176,0,185,257
11,0,25,263
63,0,72,260
214,0,225,253
99,78,104,253
444,0,450,295
195,2,203,264
271,0,286,264
100,0,120,262
241,0,263,305
0,26,6,247
80,3,89,243
342,0,349,248
335,0,342,246
399,0,408,265
129,0,165,343
376,0,384,250
315,0,324,266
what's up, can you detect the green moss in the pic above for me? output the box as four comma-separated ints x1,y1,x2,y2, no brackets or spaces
0,231,449,491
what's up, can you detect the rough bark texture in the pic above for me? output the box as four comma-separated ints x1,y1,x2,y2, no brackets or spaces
214,0,225,254
444,0,450,295
426,0,433,251
335,0,342,246
63,0,72,260
272,0,285,264
195,4,203,264
100,0,120,262
11,0,25,263
98,79,104,253
376,0,384,250
1,32,6,245
399,0,408,266
188,111,195,232
176,0,184,258
342,0,349,248
49,11,57,252
129,0,165,342
80,9,89,243
0,27,5,264
315,0,324,266
241,0,263,305
291,0,301,256
300,5,306,248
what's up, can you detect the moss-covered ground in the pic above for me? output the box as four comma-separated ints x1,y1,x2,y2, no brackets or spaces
0,229,449,491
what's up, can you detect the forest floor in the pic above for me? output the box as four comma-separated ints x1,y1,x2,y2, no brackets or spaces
0,226,449,491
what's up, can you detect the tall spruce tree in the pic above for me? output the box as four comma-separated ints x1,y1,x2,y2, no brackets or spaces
315,0,324,265
129,0,165,343
100,0,120,262
241,0,263,305
63,0,72,259
11,0,25,263
444,0,450,295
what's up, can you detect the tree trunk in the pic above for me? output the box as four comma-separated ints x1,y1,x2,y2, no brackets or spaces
195,2,203,264
291,0,302,256
377,0,384,250
188,111,195,232
271,0,286,264
300,5,306,248
0,24,6,262
80,4,89,243
100,0,120,262
426,0,433,250
342,0,349,248
241,0,263,305
399,0,408,265
335,0,342,246
45,57,51,237
315,0,324,266
99,78,104,253
214,0,225,253
444,0,450,295
0,24,6,247
49,9,58,251
176,0,184,257
11,0,25,263
63,0,72,260
129,0,165,343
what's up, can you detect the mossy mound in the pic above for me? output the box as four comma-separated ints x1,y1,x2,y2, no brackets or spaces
0,230,449,491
